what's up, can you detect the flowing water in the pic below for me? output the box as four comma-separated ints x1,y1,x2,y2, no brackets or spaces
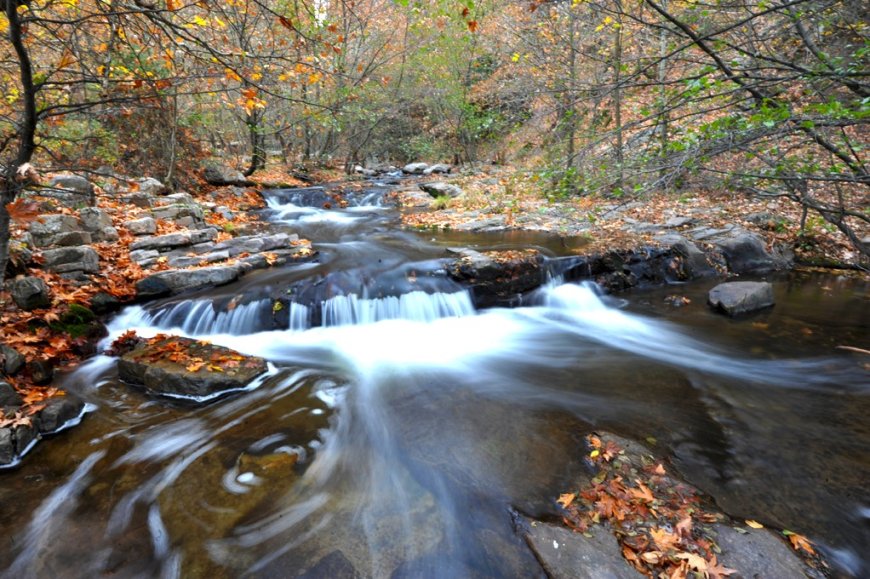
1,185,868,578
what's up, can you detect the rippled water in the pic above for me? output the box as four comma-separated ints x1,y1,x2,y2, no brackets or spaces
0,185,867,578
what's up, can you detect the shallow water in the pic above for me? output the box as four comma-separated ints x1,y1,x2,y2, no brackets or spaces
0,185,867,578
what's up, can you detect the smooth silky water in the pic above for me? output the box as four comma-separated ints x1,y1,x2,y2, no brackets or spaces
1,185,867,578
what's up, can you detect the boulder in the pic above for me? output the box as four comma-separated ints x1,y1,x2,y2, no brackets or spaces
117,335,267,399
448,249,545,306
0,381,23,407
129,228,218,251
36,395,86,433
41,245,100,273
163,192,195,205
151,203,204,223
29,214,82,247
124,217,157,236
47,174,95,207
0,346,25,376
28,359,54,385
419,181,464,198
422,163,451,175
708,281,775,316
89,292,121,315
134,177,168,196
714,232,786,274
135,265,242,298
402,162,429,174
13,422,36,455
657,234,717,279
353,165,377,177
523,519,642,579
203,164,252,187
78,207,113,232
11,276,51,310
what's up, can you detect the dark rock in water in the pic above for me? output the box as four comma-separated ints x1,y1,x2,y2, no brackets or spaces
657,234,717,279
118,335,267,399
708,281,774,316
0,381,23,406
90,292,121,315
13,422,37,455
711,524,813,578
448,249,545,306
0,429,13,466
714,232,787,274
523,519,643,579
1,345,25,376
29,359,55,385
135,265,242,299
37,396,86,434
203,164,253,187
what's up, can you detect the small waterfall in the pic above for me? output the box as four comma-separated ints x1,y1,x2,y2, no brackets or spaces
112,299,272,337
319,290,475,327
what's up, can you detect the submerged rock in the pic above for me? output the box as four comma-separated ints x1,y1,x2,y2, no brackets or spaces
708,281,775,316
117,335,267,399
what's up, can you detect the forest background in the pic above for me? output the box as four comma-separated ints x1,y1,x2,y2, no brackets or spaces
1,0,867,280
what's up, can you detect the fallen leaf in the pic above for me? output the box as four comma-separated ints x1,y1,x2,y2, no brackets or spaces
745,519,764,529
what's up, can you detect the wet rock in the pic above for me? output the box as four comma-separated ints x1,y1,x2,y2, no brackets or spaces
129,228,218,251
89,292,121,315
402,162,429,174
124,217,157,236
37,395,86,433
134,177,168,196
11,276,51,310
708,281,775,316
420,181,464,198
714,231,787,274
712,524,813,578
0,429,13,465
1,346,25,376
13,422,37,455
117,335,267,399
0,381,23,406
28,359,54,385
29,214,82,247
135,265,242,298
42,245,100,273
657,234,717,279
423,163,451,175
523,519,643,579
203,164,252,187
449,249,545,306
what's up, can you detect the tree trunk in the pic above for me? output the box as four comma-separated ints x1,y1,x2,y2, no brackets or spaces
613,4,625,192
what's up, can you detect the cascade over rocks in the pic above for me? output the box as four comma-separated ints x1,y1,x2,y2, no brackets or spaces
117,335,268,399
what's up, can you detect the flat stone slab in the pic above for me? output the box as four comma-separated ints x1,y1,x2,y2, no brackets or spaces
524,519,643,579
118,335,267,399
129,228,218,251
712,524,813,578
708,281,774,316
135,265,242,298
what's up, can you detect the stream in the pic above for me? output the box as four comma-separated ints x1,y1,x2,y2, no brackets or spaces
1,184,868,578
